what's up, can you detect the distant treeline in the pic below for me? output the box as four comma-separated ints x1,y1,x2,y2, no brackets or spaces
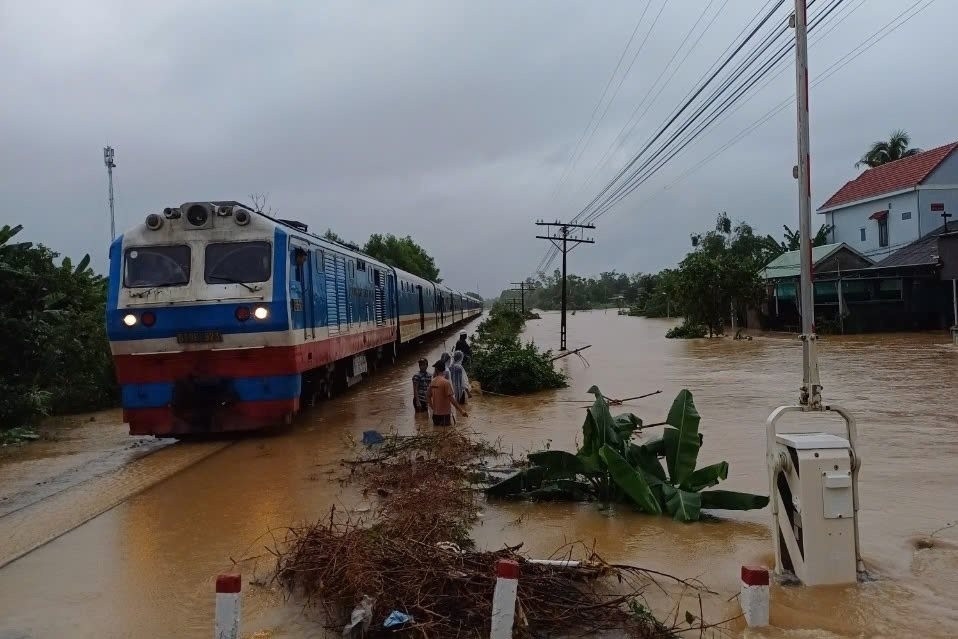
0,224,117,432
499,215,828,337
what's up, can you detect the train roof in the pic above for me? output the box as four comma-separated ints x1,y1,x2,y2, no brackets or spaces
122,200,473,298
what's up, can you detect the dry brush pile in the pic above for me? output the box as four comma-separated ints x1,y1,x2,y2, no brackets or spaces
272,430,726,638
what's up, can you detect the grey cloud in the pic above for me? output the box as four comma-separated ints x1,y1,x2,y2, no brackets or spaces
2,1,955,296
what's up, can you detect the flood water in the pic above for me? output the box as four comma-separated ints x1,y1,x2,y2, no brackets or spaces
0,311,956,638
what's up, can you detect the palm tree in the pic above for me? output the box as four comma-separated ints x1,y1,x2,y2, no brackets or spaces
855,130,921,169
779,224,832,252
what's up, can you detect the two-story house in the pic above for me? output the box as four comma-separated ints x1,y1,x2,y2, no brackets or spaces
817,140,958,262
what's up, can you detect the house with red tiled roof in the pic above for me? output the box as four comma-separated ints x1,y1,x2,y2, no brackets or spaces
817,141,958,262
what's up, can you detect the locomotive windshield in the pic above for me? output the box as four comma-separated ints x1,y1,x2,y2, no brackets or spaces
123,245,191,288
205,241,271,284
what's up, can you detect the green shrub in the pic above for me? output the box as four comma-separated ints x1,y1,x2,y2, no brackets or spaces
665,321,707,339
467,304,566,394
0,224,117,431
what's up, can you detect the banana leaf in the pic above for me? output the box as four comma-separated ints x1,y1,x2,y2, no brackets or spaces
485,465,547,497
663,427,679,480
598,444,661,514
664,390,701,486
681,461,729,492
528,450,589,478
523,481,593,502
699,490,770,511
613,412,642,440
661,484,702,522
628,441,667,482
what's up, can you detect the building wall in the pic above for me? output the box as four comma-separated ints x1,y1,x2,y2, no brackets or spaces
824,191,919,262
916,187,958,238
923,151,958,184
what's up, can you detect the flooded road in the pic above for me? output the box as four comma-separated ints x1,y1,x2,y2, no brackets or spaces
0,312,956,638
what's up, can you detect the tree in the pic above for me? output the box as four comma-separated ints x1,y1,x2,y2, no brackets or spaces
779,224,833,251
670,216,770,337
323,229,361,251
0,224,116,431
362,233,440,282
855,130,921,169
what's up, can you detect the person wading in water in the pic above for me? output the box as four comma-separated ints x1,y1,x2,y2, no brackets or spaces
454,331,472,365
428,360,467,426
411,358,431,414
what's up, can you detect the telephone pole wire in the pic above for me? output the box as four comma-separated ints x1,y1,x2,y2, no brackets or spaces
534,220,595,350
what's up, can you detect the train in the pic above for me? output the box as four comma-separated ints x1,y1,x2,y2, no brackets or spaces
105,200,482,437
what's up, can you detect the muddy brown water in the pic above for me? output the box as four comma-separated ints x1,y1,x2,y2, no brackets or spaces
0,311,956,638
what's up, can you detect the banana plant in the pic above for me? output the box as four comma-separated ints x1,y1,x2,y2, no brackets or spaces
485,387,769,522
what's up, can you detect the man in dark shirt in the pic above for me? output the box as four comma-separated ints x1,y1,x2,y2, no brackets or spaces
454,331,472,365
411,358,431,413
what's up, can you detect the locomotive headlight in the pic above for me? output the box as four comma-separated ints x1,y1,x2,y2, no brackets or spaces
253,306,269,320
123,313,138,327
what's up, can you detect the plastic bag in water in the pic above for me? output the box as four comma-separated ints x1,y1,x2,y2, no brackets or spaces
383,611,414,628
342,595,374,637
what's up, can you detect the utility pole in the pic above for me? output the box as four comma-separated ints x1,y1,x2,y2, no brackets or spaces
792,0,821,410
535,220,595,350
103,146,116,241
509,281,535,313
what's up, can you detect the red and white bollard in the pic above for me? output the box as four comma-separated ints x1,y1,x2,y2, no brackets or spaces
490,559,519,639
214,574,242,639
739,565,770,627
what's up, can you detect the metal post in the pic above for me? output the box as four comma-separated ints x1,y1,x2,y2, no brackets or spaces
952,278,957,328
793,0,821,409
104,146,116,241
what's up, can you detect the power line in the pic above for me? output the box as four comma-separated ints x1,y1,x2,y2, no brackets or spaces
584,0,849,223
544,1,653,205
566,0,672,189
532,0,782,276
576,0,795,224
658,0,935,194
575,0,726,201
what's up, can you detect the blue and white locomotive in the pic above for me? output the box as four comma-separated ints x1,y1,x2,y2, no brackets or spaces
106,200,481,437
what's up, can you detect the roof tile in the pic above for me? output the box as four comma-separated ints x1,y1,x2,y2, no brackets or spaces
818,141,958,210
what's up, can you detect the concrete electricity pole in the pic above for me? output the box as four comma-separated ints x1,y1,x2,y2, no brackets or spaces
792,0,821,409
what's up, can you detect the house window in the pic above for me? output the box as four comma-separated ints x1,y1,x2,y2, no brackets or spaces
901,211,912,221
859,228,866,242
878,218,889,247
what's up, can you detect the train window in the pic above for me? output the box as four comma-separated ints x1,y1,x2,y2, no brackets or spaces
124,245,190,288
356,259,366,271
205,241,271,284
315,250,324,274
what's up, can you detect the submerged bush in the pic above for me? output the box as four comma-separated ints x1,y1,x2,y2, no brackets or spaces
467,304,566,394
665,321,707,339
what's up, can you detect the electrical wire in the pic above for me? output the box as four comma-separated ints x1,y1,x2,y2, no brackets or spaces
575,0,795,225
658,0,935,195
545,1,654,205
584,0,848,223
574,0,725,203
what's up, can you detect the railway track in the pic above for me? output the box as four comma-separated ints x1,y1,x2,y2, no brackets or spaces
0,439,232,569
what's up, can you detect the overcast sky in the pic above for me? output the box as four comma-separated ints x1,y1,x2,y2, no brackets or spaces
2,0,954,296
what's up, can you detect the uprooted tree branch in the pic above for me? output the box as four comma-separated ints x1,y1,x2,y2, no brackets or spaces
270,429,731,637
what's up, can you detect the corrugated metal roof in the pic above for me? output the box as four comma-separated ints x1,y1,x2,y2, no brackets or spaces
817,141,958,211
875,222,958,268
762,243,846,279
